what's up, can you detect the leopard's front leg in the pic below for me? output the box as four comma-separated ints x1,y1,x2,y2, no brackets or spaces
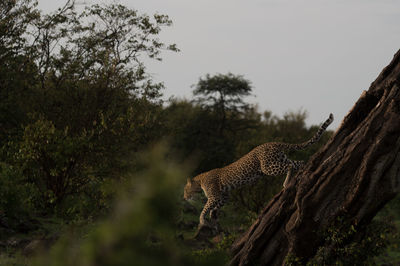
199,198,218,227
209,193,228,221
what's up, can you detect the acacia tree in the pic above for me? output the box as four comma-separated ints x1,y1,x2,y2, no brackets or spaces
193,73,252,136
231,49,400,265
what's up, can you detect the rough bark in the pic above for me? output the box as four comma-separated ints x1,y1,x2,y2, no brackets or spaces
231,49,400,266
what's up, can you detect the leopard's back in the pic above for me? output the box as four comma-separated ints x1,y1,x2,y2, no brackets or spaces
194,149,265,196
220,150,260,189
218,142,288,190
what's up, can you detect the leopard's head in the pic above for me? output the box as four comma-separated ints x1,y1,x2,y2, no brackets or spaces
183,178,201,200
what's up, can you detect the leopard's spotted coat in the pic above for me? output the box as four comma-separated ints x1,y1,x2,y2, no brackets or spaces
184,114,333,227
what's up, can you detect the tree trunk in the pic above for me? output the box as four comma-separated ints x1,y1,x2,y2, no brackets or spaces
231,49,400,266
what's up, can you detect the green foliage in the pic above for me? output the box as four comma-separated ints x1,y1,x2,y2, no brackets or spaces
0,0,39,146
0,163,35,219
372,195,400,265
15,118,88,207
0,0,39,54
0,0,177,215
0,253,28,266
32,145,225,266
285,253,303,266
192,234,236,264
308,217,396,265
284,216,398,266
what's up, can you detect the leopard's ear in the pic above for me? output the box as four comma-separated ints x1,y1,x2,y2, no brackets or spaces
187,178,192,184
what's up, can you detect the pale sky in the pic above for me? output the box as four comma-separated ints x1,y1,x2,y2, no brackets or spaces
37,0,400,128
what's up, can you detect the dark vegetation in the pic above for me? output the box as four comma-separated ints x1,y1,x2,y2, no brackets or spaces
0,1,399,265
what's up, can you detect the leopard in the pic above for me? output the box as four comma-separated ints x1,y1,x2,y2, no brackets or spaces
183,113,333,228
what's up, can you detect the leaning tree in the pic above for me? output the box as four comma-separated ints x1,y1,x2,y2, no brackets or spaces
231,49,400,265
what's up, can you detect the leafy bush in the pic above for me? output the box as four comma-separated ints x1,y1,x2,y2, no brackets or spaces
14,118,91,209
0,162,37,236
32,145,225,266
1,0,177,217
308,217,396,265
0,163,35,217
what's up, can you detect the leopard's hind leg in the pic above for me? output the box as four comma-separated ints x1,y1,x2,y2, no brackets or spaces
283,160,305,187
260,152,304,187
283,164,293,188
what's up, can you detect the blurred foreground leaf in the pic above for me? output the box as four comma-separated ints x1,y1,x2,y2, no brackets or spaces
32,144,225,266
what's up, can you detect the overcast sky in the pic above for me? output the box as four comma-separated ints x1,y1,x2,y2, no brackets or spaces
37,0,400,128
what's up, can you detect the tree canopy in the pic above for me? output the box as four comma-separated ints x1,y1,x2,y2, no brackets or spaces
193,73,252,113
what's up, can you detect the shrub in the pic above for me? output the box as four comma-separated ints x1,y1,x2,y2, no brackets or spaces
32,145,225,266
0,162,36,231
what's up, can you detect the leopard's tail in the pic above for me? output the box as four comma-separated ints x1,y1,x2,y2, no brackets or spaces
288,113,334,151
